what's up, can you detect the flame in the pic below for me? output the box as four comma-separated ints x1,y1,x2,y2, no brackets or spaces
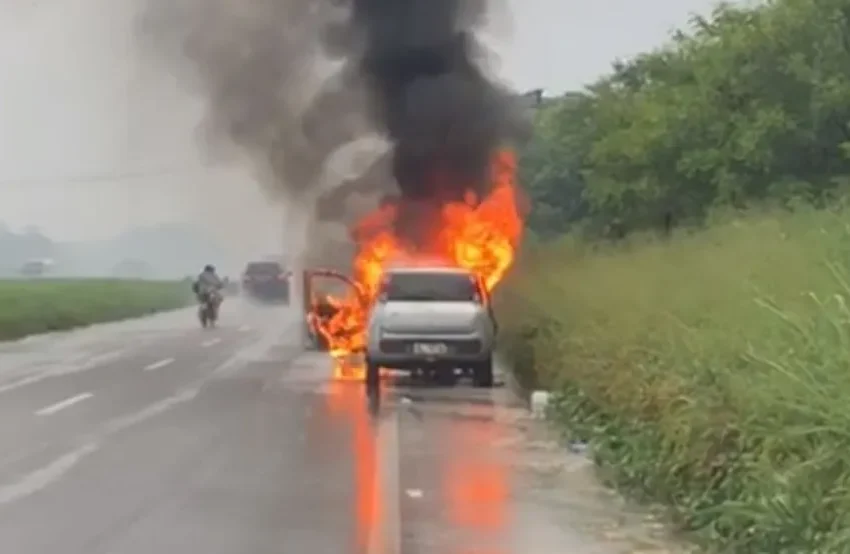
310,149,523,380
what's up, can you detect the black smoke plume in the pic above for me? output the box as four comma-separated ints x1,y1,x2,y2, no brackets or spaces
136,0,364,199
136,0,523,257
349,0,517,197
342,0,523,247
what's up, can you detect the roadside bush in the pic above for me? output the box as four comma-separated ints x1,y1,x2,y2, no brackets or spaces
498,204,850,552
0,279,192,340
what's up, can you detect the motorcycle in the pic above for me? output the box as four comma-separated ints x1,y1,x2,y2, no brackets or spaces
198,289,223,328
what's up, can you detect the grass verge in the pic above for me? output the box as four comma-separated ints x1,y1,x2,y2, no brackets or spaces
0,279,192,340
497,203,850,552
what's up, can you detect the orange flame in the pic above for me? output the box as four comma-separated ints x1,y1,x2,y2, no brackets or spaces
310,149,523,379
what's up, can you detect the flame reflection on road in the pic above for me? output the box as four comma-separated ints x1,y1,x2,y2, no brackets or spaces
323,381,512,554
440,409,511,554
323,381,384,553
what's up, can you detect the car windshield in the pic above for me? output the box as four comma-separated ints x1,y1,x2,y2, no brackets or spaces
382,271,479,302
245,262,282,275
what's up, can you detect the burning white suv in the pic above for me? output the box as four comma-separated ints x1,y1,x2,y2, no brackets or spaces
364,265,497,390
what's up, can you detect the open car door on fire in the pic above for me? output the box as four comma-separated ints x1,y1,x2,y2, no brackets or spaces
301,269,368,353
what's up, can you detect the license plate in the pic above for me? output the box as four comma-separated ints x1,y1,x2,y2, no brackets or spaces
412,342,448,355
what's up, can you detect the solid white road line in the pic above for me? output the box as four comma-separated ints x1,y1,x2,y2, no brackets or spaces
368,411,402,554
144,358,174,371
202,338,221,347
36,393,94,416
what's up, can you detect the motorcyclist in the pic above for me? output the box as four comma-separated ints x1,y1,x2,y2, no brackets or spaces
192,264,224,305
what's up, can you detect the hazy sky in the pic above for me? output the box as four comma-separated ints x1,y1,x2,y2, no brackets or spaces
0,0,723,252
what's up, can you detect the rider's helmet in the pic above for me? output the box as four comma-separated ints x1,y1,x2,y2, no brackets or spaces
203,264,215,273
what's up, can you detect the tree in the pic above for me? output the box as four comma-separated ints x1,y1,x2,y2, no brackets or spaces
519,92,594,237
520,0,850,237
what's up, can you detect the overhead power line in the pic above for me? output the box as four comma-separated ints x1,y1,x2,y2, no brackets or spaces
0,163,220,187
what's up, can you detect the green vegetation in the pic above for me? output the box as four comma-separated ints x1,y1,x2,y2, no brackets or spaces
522,0,850,239
500,206,850,551
502,0,850,551
0,279,192,340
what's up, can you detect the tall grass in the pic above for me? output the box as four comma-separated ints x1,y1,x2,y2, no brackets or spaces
498,203,850,552
0,279,192,340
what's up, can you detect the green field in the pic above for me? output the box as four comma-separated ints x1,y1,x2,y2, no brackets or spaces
498,203,850,552
0,279,193,340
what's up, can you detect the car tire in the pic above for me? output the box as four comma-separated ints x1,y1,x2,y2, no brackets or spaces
365,359,380,395
472,356,494,388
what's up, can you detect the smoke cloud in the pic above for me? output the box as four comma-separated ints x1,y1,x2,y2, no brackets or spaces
135,0,523,263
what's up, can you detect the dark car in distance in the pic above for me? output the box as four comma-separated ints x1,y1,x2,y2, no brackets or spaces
242,261,290,303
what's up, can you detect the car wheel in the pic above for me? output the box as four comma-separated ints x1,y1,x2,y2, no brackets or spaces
472,356,494,388
365,359,380,395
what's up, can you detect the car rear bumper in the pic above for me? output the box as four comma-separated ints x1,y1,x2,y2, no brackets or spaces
367,355,490,370
367,337,493,368
366,348,492,369
243,282,289,298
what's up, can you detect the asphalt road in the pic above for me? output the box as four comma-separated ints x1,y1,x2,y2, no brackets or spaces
0,298,682,554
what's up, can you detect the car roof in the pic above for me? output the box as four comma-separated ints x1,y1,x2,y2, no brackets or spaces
244,261,283,271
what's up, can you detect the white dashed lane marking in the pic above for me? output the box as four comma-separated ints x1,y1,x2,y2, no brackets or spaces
202,338,221,347
36,393,94,416
144,358,174,371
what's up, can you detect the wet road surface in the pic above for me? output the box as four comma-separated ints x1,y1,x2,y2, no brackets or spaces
0,299,687,553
